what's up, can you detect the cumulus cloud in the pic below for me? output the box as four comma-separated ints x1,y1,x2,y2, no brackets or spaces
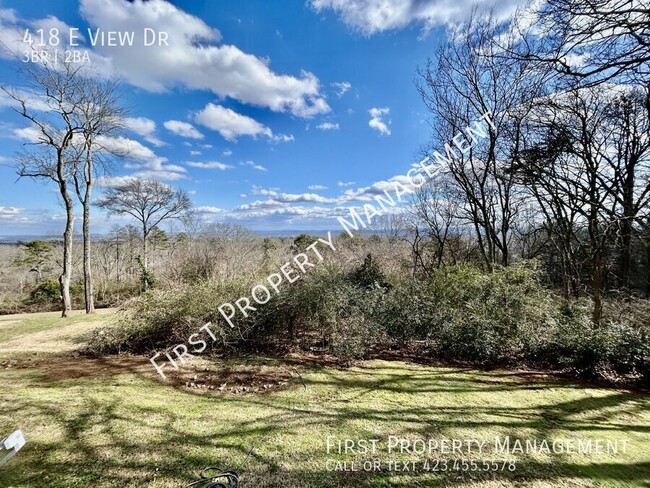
308,184,328,190
316,122,340,130
339,174,418,202
250,185,338,204
338,181,356,187
0,86,52,112
186,161,233,170
164,120,204,139
98,135,157,159
195,103,273,142
196,205,224,214
96,175,138,187
98,136,187,181
124,117,165,147
271,133,295,143
78,0,330,117
368,107,391,135
309,0,524,35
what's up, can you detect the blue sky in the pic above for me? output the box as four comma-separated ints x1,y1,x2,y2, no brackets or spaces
0,0,523,235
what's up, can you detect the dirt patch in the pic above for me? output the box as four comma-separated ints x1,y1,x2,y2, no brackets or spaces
2,352,307,395
134,358,307,395
166,363,305,395
1,354,153,380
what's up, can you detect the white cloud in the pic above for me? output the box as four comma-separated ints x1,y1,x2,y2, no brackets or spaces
196,205,224,214
340,174,417,202
78,0,329,117
98,135,156,159
271,133,295,143
368,107,391,135
316,122,340,130
308,184,328,190
12,125,43,142
0,206,23,220
338,181,356,187
186,161,233,170
331,81,351,97
195,103,272,142
0,205,34,224
0,86,52,112
241,161,268,171
250,185,338,204
96,175,138,187
309,0,523,35
124,116,165,147
223,149,233,156
164,120,204,139
96,136,187,181
0,8,18,24
190,150,202,156
227,203,349,222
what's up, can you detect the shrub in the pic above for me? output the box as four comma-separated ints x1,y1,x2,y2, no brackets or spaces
86,278,254,355
87,258,650,386
349,253,390,289
29,278,60,304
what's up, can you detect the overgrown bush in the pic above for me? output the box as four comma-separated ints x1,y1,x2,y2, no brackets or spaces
87,278,255,355
27,278,84,310
87,258,650,385
29,278,60,304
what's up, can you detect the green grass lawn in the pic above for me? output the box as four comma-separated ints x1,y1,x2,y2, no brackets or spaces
0,310,648,487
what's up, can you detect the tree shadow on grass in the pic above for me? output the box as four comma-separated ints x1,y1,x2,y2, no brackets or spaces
0,356,648,487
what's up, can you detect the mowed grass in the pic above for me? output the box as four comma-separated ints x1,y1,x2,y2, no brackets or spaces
0,311,648,487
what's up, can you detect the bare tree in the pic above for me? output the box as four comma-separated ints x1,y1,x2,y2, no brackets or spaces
72,77,126,313
514,86,647,324
408,174,459,272
522,0,650,88
418,9,541,269
3,60,88,316
604,89,650,288
97,179,192,289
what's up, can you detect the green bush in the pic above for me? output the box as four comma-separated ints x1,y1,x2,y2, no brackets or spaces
87,258,649,385
86,278,254,355
254,265,385,359
29,278,60,304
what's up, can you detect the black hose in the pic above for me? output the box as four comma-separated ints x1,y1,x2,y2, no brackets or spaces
184,467,240,488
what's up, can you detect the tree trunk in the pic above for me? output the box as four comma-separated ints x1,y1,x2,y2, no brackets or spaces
646,239,650,297
82,189,94,314
60,193,74,318
142,225,149,290
591,250,604,327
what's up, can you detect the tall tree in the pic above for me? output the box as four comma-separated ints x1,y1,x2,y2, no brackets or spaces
3,54,126,315
418,9,542,269
515,86,645,324
72,77,126,313
97,179,191,289
3,61,87,317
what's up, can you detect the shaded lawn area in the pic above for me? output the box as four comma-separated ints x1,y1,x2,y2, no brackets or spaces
0,311,648,487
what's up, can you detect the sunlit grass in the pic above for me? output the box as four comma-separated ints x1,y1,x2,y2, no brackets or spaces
0,311,648,487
